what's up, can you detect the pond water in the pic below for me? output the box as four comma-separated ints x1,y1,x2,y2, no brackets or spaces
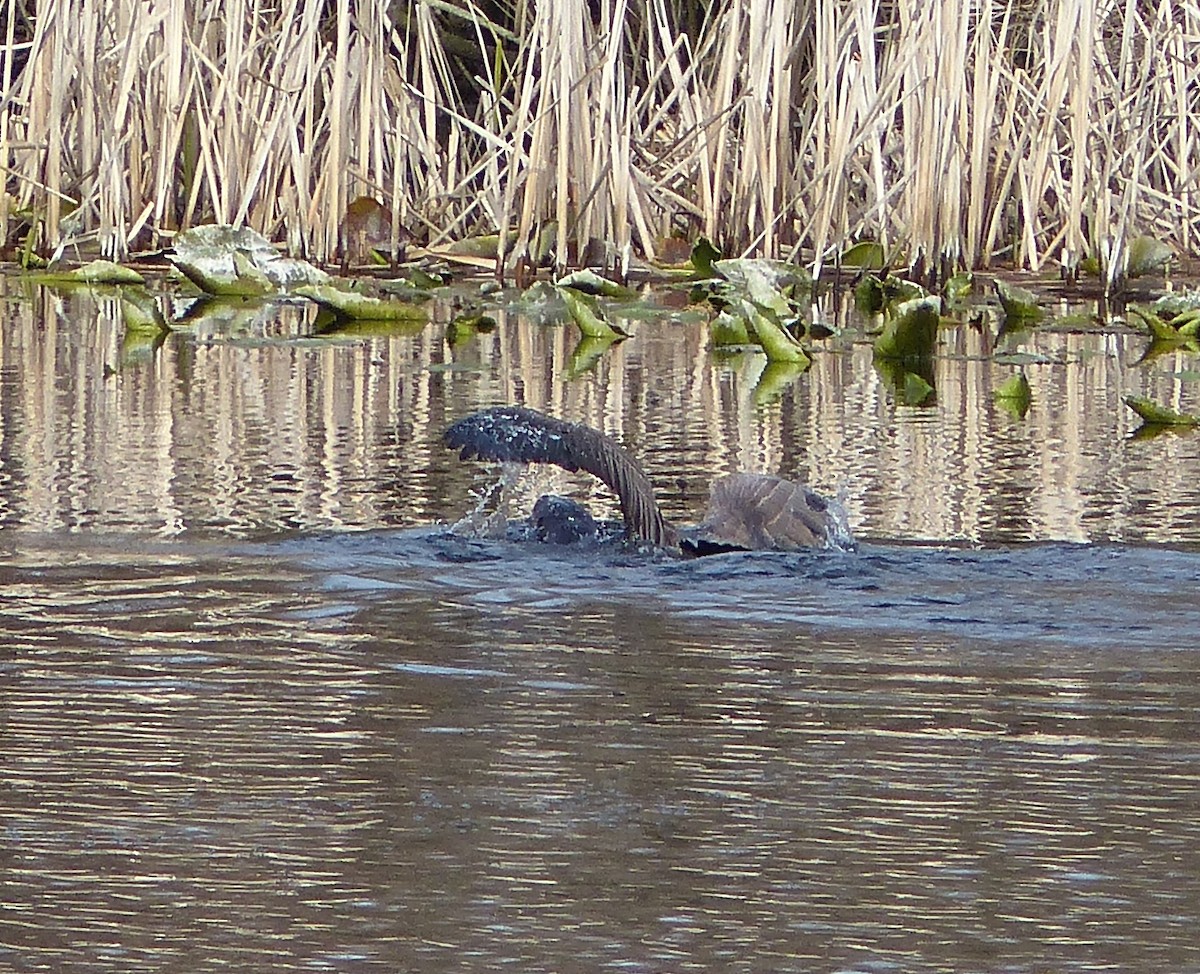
3,277,1200,971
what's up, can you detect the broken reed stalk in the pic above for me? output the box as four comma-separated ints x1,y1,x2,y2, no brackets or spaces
1,0,1199,283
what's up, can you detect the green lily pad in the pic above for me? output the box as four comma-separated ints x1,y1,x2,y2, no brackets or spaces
691,237,722,277
29,259,146,286
1127,235,1173,278
739,299,809,364
994,372,1032,418
840,240,887,270
854,274,925,315
120,289,170,336
874,295,941,361
565,335,621,378
556,269,634,299
559,287,628,339
714,257,812,293
709,310,752,346
993,278,1043,323
170,224,329,295
296,284,428,322
901,371,935,406
1128,307,1182,342
753,361,809,405
1124,395,1200,426
446,313,497,346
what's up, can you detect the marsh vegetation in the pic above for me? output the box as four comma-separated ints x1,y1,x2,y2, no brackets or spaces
2,0,1199,290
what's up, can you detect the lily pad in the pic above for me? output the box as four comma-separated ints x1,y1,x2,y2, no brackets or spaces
709,310,752,346
874,295,941,361
556,269,634,299
993,278,1043,323
295,284,428,322
840,240,887,270
715,257,812,293
559,287,628,339
170,224,329,295
28,259,146,286
994,372,1032,418
446,314,498,346
901,371,936,407
854,274,925,315
1123,395,1200,426
1128,307,1183,343
1127,235,1173,278
566,335,621,378
120,289,170,336
690,237,722,277
739,299,809,365
753,361,809,405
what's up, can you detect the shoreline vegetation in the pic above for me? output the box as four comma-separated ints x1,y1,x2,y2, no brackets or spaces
1,1,1198,289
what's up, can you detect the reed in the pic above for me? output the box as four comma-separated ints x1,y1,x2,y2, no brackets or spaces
2,0,1199,284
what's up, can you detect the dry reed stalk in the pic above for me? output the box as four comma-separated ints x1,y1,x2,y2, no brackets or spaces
3,0,1200,277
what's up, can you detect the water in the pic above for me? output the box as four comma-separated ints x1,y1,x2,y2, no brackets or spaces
3,279,1200,971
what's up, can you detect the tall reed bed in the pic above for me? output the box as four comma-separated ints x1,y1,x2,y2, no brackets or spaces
2,0,1198,285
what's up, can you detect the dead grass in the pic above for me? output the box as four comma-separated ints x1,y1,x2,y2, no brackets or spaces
2,0,1199,286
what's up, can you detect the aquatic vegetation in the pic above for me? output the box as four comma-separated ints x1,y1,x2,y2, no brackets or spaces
295,285,429,323
854,274,925,316
170,226,329,296
1124,396,1200,428
839,241,888,270
994,372,1033,419
558,287,629,340
993,279,1044,326
1126,236,1174,280
27,259,146,286
873,296,941,362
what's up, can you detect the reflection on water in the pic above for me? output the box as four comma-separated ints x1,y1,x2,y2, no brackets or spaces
3,533,1200,971
3,279,1200,970
3,279,1200,543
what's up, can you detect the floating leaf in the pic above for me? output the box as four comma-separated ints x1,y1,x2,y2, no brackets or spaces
993,278,1043,323
753,361,809,405
1123,395,1200,426
854,274,924,315
714,257,812,293
296,284,428,322
1128,307,1183,343
840,240,886,269
565,335,621,378
873,295,941,361
901,371,935,406
556,269,634,298
446,314,497,346
739,300,810,364
709,310,751,346
691,237,722,277
944,271,975,303
558,287,628,339
170,224,329,295
1127,236,1173,278
28,259,146,286
994,372,1032,419
120,289,170,336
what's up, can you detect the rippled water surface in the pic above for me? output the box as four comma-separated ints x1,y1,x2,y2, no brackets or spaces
3,279,1200,971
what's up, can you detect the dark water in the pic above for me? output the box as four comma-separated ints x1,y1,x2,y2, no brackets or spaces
3,281,1200,971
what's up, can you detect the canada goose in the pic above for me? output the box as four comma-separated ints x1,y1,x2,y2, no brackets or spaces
444,406,853,554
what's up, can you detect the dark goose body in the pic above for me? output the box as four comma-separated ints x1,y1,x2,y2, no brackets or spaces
444,406,852,553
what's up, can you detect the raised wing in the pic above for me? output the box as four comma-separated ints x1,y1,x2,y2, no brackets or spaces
444,406,672,546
